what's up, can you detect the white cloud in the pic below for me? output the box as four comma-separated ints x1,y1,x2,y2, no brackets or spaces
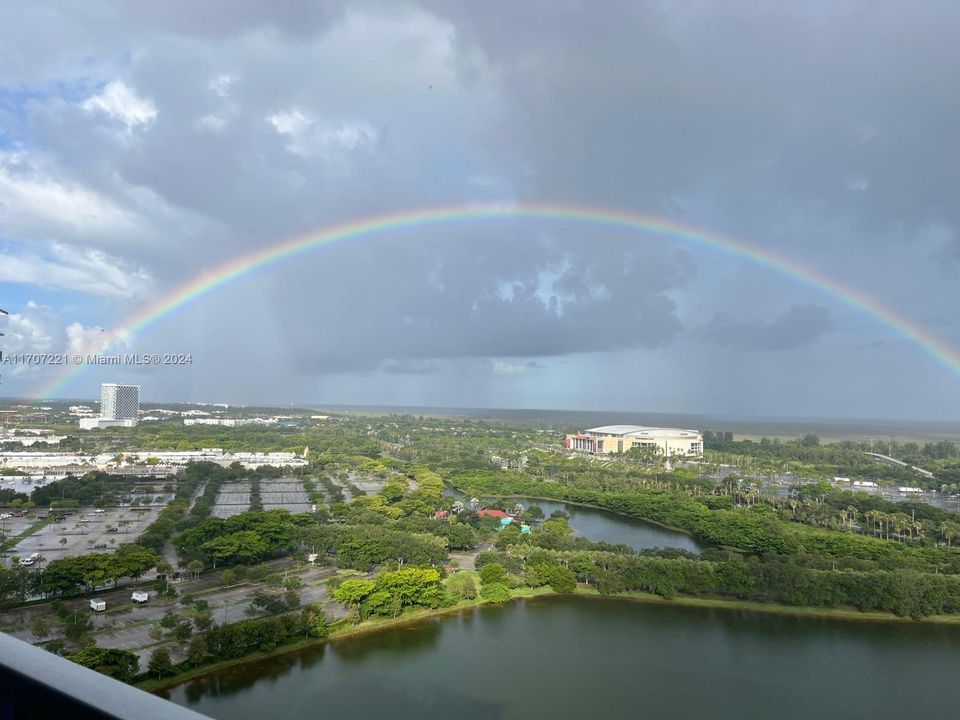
0,150,142,242
266,108,378,158
0,244,152,299
81,80,157,131
198,113,227,132
209,73,237,98
0,303,103,380
3,302,58,354
65,322,107,357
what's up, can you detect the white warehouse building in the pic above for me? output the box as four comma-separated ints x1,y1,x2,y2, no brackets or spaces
566,425,703,458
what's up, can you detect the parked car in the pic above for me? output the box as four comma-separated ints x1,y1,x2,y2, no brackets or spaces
89,599,106,612
131,591,150,604
93,543,108,549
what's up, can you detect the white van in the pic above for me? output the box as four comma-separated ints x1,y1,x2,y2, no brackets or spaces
89,599,106,612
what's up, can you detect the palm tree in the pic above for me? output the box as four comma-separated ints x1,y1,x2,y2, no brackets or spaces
891,513,911,542
912,521,924,543
846,506,859,533
187,560,204,579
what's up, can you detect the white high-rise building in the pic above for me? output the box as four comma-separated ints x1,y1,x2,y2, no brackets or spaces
101,384,140,422
80,383,141,429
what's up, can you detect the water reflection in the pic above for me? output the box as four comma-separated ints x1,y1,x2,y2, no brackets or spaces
332,617,443,663
167,597,960,720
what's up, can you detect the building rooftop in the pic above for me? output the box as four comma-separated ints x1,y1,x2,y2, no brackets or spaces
585,425,699,436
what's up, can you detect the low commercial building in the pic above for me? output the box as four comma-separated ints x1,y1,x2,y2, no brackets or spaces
79,418,137,430
565,425,703,458
183,417,278,427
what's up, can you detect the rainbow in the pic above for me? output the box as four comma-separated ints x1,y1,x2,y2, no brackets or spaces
36,202,960,399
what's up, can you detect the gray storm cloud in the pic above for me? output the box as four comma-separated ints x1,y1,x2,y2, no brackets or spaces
701,305,834,351
0,1,958,417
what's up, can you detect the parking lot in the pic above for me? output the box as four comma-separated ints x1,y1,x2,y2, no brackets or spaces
260,478,311,513
349,475,385,495
212,481,251,518
4,506,157,565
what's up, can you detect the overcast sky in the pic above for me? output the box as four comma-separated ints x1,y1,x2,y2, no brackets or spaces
1,1,959,420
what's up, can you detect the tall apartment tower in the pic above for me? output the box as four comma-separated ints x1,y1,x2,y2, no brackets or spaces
100,383,140,423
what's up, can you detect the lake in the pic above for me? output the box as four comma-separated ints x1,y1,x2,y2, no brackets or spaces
498,495,702,553
164,595,960,720
442,486,702,553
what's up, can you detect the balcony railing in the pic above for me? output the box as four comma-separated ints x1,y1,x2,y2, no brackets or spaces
0,633,209,720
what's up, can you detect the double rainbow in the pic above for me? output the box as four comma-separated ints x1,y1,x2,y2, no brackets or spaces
36,202,960,399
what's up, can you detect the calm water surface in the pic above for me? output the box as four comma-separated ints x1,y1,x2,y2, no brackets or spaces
165,596,960,720
503,496,702,553
443,487,702,552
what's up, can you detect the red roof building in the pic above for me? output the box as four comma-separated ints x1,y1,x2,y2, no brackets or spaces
432,510,449,520
477,508,509,520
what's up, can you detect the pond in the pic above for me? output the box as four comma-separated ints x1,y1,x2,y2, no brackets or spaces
444,486,702,552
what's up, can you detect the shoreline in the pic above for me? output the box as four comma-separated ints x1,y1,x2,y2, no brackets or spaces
142,583,960,694
450,486,701,540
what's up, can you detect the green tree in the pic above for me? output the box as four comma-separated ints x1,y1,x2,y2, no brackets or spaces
187,560,204,579
480,582,512,603
173,619,193,643
334,578,375,611
194,609,214,632
147,647,173,678
30,616,51,641
68,647,140,683
300,603,329,638
62,613,93,646
479,563,509,586
186,634,209,667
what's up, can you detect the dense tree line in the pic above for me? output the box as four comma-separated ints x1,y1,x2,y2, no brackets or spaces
333,567,447,619
477,546,960,620
0,544,161,604
450,470,960,570
298,524,448,570
68,647,140,683
702,432,959,487
39,544,162,596
141,602,330,679
31,472,137,507
0,488,28,504
175,509,314,567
